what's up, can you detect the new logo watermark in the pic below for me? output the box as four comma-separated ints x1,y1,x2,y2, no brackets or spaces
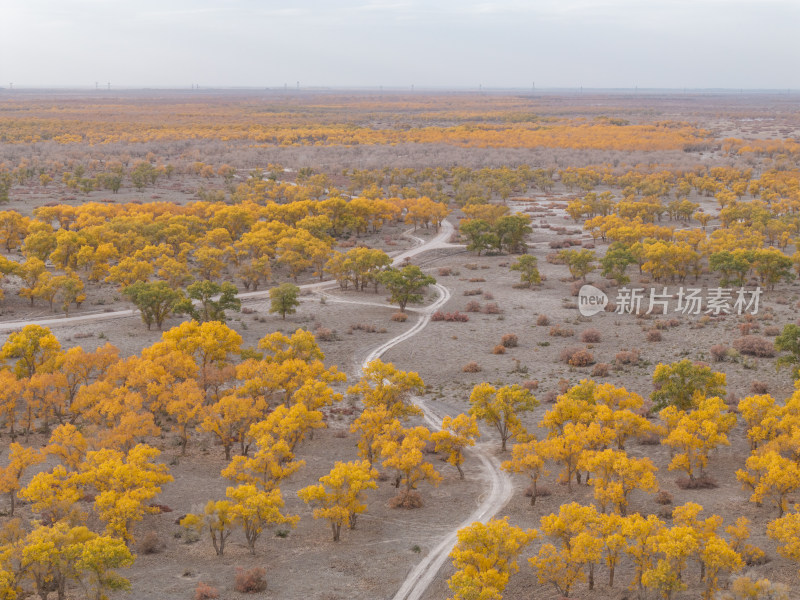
578,285,608,317
577,285,762,317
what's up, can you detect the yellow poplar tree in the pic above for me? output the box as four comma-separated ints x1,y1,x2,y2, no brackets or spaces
431,413,480,479
297,460,378,541
469,382,538,451
448,517,536,600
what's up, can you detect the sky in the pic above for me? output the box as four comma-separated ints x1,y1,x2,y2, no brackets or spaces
0,0,798,89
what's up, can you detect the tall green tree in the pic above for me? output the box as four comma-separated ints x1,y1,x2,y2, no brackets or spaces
175,280,240,323
269,283,300,319
123,281,184,330
378,265,436,312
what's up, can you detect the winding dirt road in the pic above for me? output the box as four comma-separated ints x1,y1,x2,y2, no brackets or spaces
0,218,513,600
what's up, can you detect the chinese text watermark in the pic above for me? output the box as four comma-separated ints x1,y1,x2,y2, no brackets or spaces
578,285,762,317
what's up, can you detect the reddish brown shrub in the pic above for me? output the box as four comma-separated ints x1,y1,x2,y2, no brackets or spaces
391,312,408,322
560,347,595,367
431,311,469,322
710,344,728,362
482,303,501,314
501,333,518,348
733,335,776,357
314,327,337,341
549,324,574,337
194,582,219,600
655,491,673,505
389,490,423,508
462,362,481,373
591,363,610,377
615,349,640,366
137,531,165,555
492,345,506,355
463,288,483,296
234,567,267,593
569,349,595,367
676,474,718,489
739,322,760,335
646,330,663,342
437,267,452,276
581,328,601,343
464,300,482,312
522,380,539,391
543,391,558,403
751,381,769,395
483,292,494,300
469,277,486,283
764,326,780,336
536,314,550,326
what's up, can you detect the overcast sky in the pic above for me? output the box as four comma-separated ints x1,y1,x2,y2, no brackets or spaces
1,0,798,89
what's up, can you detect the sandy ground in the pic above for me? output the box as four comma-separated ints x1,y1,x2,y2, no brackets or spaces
3,193,800,599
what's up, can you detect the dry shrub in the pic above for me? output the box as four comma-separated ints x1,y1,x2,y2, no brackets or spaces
615,349,640,366
522,380,539,391
569,349,595,367
570,281,583,297
391,312,408,322
389,490,423,509
492,345,506,355
733,335,776,357
581,328,601,343
194,582,219,600
463,288,483,296
234,567,267,593
750,381,769,395
501,333,518,348
483,291,494,300
549,324,574,337
676,474,718,489
543,391,558,403
437,267,452,276
739,322,759,335
639,432,661,445
351,323,378,333
464,300,482,312
137,531,165,555
646,330,663,342
710,344,728,362
464,263,478,270
605,302,617,313
591,363,610,377
314,327,337,342
653,320,670,330
462,362,481,373
482,303,501,314
431,311,469,322
469,277,486,283
524,484,552,499
558,378,571,393
764,325,780,336
560,347,595,367
657,506,674,520
655,491,673,505
536,314,551,326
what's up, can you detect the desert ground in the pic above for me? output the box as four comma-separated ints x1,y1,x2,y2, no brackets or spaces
1,90,800,600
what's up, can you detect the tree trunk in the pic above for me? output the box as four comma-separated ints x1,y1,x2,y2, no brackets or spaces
332,522,341,542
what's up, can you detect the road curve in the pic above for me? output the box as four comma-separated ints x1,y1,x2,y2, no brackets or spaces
345,234,513,600
0,221,455,334
0,217,513,600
